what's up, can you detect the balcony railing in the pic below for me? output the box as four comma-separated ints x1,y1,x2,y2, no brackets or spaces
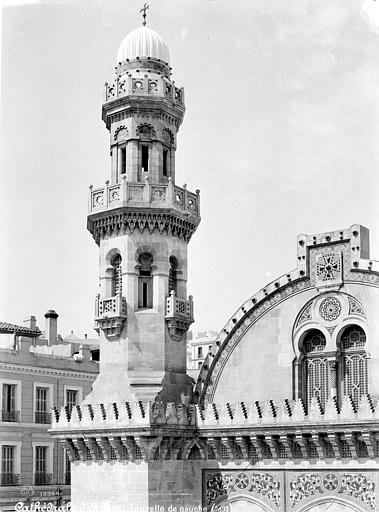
95,294,127,320
34,473,52,486
166,291,193,321
95,293,127,338
1,410,20,422
1,473,20,486
104,74,184,106
89,179,200,218
35,411,52,424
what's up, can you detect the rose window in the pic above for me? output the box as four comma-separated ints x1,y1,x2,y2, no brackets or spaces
320,297,341,321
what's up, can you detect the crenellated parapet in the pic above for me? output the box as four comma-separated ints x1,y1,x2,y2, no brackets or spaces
50,395,379,462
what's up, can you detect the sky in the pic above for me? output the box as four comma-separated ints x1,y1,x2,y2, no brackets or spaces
1,0,379,339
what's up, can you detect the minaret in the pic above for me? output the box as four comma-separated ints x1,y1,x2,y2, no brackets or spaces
85,13,200,404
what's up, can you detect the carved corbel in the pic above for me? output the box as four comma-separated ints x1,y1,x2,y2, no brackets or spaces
108,436,125,460
358,431,374,458
264,434,278,459
248,435,264,460
60,439,77,462
222,437,235,458
121,436,137,460
172,438,185,460
73,437,91,461
279,434,292,458
207,438,222,460
295,433,308,458
235,436,249,459
96,436,111,461
342,431,357,458
327,432,341,459
310,432,324,459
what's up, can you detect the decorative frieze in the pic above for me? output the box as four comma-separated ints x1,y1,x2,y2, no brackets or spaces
288,471,377,511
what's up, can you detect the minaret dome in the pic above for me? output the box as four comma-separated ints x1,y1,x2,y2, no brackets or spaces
117,26,170,65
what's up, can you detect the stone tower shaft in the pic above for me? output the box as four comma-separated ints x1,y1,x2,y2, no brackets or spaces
85,25,200,405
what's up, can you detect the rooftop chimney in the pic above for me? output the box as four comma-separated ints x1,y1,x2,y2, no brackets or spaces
44,310,58,346
23,315,37,330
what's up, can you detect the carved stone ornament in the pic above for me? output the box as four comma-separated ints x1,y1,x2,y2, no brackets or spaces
205,471,281,510
348,296,365,317
319,297,341,321
315,251,343,289
113,125,128,141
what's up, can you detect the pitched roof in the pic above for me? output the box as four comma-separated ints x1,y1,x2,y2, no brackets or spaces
0,322,41,337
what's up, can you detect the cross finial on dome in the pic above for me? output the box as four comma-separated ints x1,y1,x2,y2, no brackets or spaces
140,3,149,26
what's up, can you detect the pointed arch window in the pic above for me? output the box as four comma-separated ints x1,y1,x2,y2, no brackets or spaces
340,325,368,406
138,253,153,309
111,254,122,295
301,329,329,409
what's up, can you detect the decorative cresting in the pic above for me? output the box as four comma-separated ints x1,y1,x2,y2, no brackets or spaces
51,396,379,463
196,225,378,406
88,178,200,245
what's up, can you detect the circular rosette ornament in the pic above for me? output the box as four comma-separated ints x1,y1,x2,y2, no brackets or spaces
320,297,341,321
322,473,339,492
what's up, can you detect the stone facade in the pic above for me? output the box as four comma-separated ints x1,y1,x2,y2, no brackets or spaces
50,18,378,512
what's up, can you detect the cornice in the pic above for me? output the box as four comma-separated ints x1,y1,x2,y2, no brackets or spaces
0,362,97,380
87,207,200,245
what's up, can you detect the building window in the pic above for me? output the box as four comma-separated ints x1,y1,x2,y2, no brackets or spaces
119,146,126,175
65,452,71,485
168,256,178,294
111,254,122,295
35,446,50,485
302,330,329,409
163,149,169,176
141,145,149,173
340,325,368,406
35,387,51,424
198,362,202,369
2,384,19,422
197,347,203,358
1,446,19,486
138,253,153,309
66,390,78,414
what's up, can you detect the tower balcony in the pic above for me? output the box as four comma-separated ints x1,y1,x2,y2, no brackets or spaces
95,293,127,339
165,291,194,341
104,74,184,107
89,178,200,219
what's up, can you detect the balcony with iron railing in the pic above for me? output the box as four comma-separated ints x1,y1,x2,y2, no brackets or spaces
35,411,52,424
34,473,52,486
1,410,20,422
1,473,20,486
88,178,200,219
